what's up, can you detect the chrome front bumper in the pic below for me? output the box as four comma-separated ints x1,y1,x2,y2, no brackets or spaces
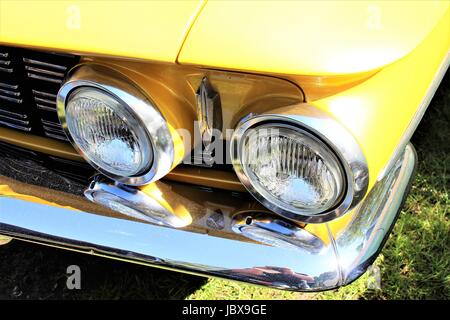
0,144,416,291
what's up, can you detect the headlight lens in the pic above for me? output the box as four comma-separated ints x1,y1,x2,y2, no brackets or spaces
65,87,152,177
237,123,345,216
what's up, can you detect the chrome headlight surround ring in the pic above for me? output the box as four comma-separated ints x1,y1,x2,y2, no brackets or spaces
230,104,369,224
57,64,174,186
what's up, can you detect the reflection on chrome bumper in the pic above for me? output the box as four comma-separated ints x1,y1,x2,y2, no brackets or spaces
0,144,416,291
0,235,12,245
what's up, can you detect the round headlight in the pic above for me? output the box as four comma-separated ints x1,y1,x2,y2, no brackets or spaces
231,108,369,224
57,64,178,186
240,124,344,216
66,87,152,177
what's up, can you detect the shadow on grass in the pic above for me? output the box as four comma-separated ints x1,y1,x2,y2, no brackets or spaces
0,240,207,299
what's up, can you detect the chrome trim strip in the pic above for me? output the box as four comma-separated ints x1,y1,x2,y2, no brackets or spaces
23,58,67,71
0,52,9,58
0,114,30,125
230,104,369,224
0,88,20,97
42,125,65,134
0,143,416,291
0,120,31,131
34,96,56,105
0,82,18,90
32,90,57,99
25,66,65,78
40,119,61,128
0,94,23,104
43,132,68,141
27,72,63,84
36,104,57,112
378,51,450,180
0,60,11,66
0,109,28,119
57,64,177,186
0,66,13,73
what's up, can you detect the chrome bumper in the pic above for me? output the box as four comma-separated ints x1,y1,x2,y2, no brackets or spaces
0,144,416,291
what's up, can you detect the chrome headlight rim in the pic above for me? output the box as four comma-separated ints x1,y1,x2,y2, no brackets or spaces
239,122,347,216
57,64,174,186
231,106,369,224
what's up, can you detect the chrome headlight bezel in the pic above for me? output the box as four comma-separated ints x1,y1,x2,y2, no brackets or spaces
231,104,369,224
57,64,174,186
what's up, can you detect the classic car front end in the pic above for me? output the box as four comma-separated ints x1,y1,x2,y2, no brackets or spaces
0,1,449,292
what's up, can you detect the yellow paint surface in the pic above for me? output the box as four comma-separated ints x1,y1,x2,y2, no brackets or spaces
0,0,204,62
179,0,449,75
315,7,450,190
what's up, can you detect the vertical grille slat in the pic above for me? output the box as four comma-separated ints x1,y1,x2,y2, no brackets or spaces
0,45,79,137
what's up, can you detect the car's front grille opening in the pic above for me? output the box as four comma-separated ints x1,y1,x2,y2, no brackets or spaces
0,45,79,140
0,140,94,195
0,45,241,191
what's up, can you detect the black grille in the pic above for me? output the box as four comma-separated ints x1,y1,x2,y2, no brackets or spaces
0,45,79,140
0,141,94,195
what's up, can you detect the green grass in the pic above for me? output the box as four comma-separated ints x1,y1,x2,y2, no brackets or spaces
320,72,450,300
0,73,448,300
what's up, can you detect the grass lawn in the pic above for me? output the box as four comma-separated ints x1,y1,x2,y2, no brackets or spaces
0,73,448,300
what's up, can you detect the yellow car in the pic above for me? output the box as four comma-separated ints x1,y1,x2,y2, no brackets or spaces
0,0,448,291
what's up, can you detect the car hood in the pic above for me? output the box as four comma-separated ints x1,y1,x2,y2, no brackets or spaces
0,1,448,76
179,0,450,75
0,0,204,63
